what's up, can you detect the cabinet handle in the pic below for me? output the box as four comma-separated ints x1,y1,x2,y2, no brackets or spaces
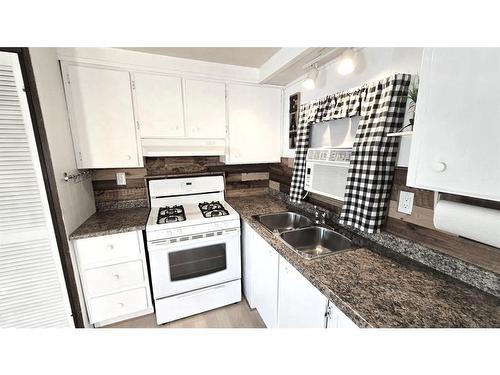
433,162,447,172
106,244,114,251
112,274,120,280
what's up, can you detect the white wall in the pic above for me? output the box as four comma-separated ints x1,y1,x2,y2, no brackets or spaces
282,47,423,166
29,48,96,232
29,47,96,327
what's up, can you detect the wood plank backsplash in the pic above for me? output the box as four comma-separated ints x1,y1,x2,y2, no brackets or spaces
92,156,270,211
269,157,500,274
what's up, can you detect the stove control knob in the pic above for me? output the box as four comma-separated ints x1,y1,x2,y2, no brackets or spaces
176,229,182,235
166,230,172,237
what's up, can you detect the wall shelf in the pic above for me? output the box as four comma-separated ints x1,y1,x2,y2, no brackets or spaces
387,131,414,137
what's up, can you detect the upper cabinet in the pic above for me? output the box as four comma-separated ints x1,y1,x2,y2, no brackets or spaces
61,61,283,167
133,73,184,138
226,84,282,164
184,79,226,139
408,48,500,201
62,64,143,168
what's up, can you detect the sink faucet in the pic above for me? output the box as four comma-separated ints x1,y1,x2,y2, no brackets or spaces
314,205,328,224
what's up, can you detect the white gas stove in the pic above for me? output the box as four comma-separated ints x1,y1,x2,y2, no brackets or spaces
145,175,241,325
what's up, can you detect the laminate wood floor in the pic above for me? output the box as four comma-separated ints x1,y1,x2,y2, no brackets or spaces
107,298,265,328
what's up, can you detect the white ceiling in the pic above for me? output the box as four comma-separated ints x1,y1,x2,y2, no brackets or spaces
119,47,281,68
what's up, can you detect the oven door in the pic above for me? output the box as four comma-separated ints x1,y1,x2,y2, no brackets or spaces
148,229,241,299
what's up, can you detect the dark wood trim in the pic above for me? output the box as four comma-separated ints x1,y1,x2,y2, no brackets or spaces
0,48,84,327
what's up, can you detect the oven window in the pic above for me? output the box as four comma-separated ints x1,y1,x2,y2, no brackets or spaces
168,243,227,281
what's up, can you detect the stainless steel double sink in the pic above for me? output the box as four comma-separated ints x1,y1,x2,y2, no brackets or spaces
253,211,354,259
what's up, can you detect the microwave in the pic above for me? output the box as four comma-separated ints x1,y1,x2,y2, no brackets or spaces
304,148,351,201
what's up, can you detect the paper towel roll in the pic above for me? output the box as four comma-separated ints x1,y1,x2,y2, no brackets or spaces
434,200,500,248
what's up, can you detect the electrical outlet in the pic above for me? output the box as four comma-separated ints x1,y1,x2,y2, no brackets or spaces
116,172,126,186
397,190,414,215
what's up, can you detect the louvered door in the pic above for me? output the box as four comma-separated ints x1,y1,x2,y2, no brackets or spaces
0,51,73,327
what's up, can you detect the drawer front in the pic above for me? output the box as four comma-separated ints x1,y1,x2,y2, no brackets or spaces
84,260,145,296
88,287,149,324
76,231,141,267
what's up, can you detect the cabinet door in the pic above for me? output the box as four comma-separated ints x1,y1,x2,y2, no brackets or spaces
133,72,184,138
408,48,500,201
227,84,282,164
241,222,257,309
326,302,358,329
185,79,226,139
253,232,279,328
278,257,328,328
64,64,141,168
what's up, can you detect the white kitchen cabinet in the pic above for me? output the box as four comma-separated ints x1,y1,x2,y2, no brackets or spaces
277,256,328,328
242,222,279,328
62,63,142,168
241,221,257,309
184,79,226,139
407,48,500,201
226,84,282,164
133,72,185,138
326,301,358,328
73,231,153,327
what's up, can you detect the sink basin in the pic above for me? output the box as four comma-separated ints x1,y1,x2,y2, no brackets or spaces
253,212,313,233
280,226,353,259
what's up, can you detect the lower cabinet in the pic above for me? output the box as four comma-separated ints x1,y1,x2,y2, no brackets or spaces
72,230,153,327
278,257,328,328
252,227,280,328
242,222,358,329
326,302,359,329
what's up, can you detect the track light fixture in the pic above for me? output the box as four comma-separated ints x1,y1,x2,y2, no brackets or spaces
302,63,319,89
337,48,356,75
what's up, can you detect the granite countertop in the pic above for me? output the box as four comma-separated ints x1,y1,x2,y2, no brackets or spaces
69,207,150,240
227,194,500,328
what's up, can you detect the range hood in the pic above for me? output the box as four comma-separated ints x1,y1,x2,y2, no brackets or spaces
141,138,226,157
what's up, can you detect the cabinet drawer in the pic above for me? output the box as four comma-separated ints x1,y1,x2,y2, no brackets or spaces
88,287,149,324
84,260,145,296
75,231,141,267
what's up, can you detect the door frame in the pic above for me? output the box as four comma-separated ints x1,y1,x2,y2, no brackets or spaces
0,47,84,327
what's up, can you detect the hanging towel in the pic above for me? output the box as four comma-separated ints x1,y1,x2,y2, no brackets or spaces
339,73,411,233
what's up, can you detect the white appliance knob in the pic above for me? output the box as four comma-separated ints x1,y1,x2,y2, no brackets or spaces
126,154,132,160
113,274,120,280
106,244,114,251
118,302,125,308
166,230,172,237
433,162,447,172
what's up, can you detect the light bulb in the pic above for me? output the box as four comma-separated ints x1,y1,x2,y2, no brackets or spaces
302,77,316,89
337,49,355,75
302,65,318,89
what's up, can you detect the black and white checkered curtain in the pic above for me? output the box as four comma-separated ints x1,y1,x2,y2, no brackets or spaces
339,74,411,232
289,102,316,202
289,90,364,203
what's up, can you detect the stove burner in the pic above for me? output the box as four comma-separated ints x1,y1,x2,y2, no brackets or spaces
157,205,186,224
198,201,229,218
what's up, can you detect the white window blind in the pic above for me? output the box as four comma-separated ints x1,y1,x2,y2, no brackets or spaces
0,51,73,327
